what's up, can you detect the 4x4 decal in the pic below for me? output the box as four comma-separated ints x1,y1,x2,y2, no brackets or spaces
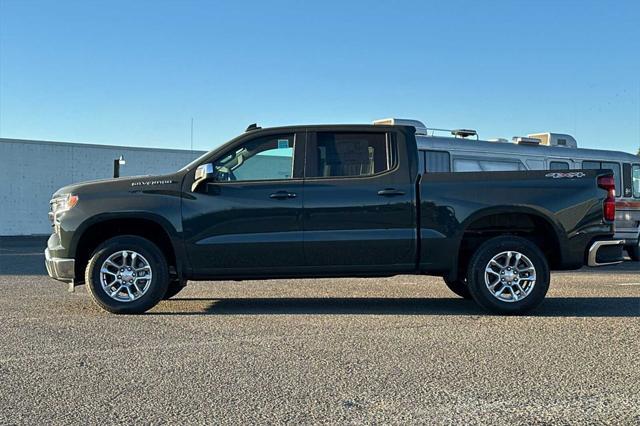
545,172,586,179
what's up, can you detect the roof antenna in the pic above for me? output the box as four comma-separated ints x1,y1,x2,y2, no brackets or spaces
245,123,261,132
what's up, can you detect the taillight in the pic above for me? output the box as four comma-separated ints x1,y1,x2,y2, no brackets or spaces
598,175,616,222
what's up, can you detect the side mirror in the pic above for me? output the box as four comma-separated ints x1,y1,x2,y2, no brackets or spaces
191,163,215,192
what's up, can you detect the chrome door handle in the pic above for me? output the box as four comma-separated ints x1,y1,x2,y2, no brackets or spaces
269,191,297,200
377,188,405,197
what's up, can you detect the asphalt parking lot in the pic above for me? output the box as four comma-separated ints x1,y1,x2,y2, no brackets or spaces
1,237,639,425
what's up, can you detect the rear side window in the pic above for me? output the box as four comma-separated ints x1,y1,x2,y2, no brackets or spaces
307,132,394,178
549,161,570,170
424,150,451,172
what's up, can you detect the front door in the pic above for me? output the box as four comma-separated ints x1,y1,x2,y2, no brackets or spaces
182,131,305,277
302,130,416,274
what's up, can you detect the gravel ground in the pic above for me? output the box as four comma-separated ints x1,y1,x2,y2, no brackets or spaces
1,237,639,425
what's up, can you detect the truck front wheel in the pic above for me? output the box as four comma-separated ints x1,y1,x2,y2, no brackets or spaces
466,236,550,315
85,235,169,314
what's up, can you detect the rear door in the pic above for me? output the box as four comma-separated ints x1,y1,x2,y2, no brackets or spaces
301,128,416,274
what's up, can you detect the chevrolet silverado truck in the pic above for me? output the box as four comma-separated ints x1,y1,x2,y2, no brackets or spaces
45,120,624,315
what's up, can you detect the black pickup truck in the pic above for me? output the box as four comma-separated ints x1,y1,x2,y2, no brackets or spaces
45,122,624,314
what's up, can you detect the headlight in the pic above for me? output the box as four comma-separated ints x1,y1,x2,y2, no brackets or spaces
49,194,79,226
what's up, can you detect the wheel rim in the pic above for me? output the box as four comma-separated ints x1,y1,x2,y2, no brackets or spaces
99,250,153,302
484,251,536,303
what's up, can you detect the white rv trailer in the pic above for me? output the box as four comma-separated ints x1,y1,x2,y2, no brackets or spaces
373,119,640,260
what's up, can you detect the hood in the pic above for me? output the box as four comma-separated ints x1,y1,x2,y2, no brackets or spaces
53,173,183,197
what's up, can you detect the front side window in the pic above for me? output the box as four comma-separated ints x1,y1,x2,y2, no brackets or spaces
308,132,393,178
633,164,640,198
213,134,294,181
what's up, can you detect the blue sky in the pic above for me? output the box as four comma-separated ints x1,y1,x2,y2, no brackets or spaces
1,0,639,154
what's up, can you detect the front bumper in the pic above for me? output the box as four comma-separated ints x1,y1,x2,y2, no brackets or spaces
587,240,625,267
44,248,75,283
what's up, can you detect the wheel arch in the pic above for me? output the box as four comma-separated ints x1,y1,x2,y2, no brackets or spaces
71,212,184,283
450,206,566,279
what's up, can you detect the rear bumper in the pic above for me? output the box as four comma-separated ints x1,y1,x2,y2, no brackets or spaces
44,248,75,282
587,240,625,267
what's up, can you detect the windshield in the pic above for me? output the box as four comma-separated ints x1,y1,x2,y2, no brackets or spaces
179,149,214,172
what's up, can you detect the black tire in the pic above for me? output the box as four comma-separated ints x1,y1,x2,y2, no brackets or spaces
466,236,550,315
85,235,169,314
627,240,640,261
443,277,472,299
163,279,187,300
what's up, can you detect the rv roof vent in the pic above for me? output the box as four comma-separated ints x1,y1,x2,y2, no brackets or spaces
488,138,510,143
373,118,428,135
513,136,542,145
527,133,577,148
451,129,477,138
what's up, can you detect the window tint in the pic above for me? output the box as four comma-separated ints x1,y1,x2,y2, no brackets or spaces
453,158,525,172
418,150,426,173
213,134,294,181
632,165,640,198
309,132,392,178
424,150,451,172
549,161,570,170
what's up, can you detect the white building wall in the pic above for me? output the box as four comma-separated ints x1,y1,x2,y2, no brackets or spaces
0,138,205,235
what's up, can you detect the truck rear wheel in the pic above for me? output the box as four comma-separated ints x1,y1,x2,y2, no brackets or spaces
443,277,472,299
466,236,550,315
85,235,169,314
